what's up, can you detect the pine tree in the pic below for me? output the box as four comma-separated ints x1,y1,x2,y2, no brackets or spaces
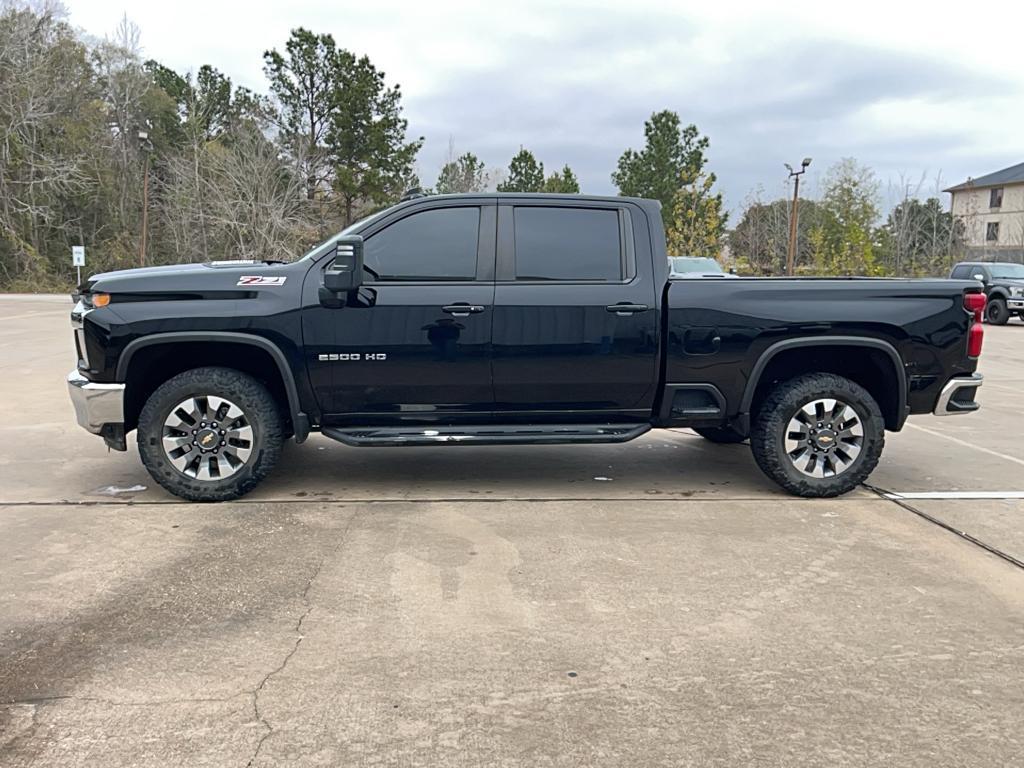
614,110,726,256
435,152,488,194
665,169,727,258
497,148,544,192
542,165,580,193
612,110,709,213
327,53,423,225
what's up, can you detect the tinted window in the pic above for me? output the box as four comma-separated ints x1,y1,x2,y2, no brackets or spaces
364,207,479,281
950,265,972,279
513,207,622,281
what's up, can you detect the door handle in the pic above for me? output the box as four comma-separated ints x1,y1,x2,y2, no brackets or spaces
606,303,649,316
442,304,485,317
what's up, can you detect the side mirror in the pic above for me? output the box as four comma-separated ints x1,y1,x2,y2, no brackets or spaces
323,236,364,293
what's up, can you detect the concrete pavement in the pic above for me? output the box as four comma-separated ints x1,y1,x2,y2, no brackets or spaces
2,295,1023,766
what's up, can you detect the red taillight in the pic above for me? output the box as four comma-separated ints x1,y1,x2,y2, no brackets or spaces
964,292,985,357
968,323,984,357
964,292,985,315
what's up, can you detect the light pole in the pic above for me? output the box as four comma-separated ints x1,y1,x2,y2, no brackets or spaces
138,129,152,267
785,157,812,276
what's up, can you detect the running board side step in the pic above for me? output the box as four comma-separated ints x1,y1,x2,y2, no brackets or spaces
321,423,652,447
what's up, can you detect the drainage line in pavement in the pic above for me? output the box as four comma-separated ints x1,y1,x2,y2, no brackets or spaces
864,483,1024,572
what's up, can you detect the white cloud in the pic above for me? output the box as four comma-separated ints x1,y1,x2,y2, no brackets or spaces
66,0,1024,210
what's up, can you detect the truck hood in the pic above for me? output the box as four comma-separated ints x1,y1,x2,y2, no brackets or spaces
85,260,297,295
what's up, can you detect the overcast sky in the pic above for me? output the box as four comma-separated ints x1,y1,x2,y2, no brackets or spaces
68,0,1024,213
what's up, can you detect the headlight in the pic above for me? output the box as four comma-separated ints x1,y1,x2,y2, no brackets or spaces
1011,287,1023,297
82,291,110,308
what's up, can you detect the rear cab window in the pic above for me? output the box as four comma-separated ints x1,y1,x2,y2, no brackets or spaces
511,206,632,282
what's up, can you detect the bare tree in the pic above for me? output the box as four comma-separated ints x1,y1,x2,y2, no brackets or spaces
202,127,316,259
0,1,93,284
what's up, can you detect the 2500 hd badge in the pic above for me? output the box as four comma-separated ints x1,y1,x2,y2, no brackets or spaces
67,192,984,502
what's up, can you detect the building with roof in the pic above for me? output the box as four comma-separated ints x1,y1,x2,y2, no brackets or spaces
945,161,1024,262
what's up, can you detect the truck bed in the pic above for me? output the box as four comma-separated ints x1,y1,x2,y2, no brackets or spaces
662,277,981,430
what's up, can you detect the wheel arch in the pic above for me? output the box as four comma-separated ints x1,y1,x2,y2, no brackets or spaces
740,337,907,432
117,332,309,442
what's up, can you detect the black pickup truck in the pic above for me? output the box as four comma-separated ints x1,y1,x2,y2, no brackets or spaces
948,261,1024,325
68,193,986,501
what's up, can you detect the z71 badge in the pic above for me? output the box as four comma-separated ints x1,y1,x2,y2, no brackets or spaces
237,275,286,286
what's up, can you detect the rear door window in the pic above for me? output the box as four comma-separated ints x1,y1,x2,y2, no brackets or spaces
512,207,623,281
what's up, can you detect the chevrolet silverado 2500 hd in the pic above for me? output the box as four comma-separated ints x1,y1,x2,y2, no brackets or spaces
67,193,986,501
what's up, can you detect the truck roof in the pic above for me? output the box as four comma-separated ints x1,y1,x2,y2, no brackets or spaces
419,192,657,206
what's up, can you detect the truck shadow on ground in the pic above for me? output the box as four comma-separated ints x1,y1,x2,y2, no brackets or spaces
254,432,785,501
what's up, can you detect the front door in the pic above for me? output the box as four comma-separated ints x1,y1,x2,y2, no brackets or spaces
306,202,496,424
491,201,660,421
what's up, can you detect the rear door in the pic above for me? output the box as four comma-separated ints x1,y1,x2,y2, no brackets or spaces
491,200,659,421
306,200,496,423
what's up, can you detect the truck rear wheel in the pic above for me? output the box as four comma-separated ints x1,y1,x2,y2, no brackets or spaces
137,367,283,502
750,373,884,498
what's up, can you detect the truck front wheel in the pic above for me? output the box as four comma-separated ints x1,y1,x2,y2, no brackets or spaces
137,366,283,502
750,373,884,498
985,298,1009,325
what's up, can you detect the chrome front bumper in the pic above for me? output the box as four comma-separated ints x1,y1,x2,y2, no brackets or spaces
67,369,125,434
1008,298,1024,311
933,373,983,416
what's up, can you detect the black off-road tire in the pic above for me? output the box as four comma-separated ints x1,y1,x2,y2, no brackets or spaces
138,367,283,502
750,373,885,498
986,298,1009,325
695,426,748,444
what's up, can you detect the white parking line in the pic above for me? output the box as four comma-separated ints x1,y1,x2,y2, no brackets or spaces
904,422,1024,467
883,491,1024,500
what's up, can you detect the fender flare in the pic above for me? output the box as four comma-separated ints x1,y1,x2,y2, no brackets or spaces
117,331,310,442
986,289,1008,302
739,336,907,430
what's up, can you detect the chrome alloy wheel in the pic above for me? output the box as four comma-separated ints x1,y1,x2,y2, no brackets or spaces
162,395,254,480
783,398,864,478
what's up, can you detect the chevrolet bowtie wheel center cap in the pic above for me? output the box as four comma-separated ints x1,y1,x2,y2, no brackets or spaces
783,398,864,479
161,395,253,481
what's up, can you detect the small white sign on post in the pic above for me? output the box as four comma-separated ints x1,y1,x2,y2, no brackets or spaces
72,245,85,284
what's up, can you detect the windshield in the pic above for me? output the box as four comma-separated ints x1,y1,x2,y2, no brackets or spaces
670,257,723,273
297,208,391,262
989,263,1024,280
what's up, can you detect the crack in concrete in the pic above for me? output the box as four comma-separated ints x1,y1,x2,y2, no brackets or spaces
2,692,251,708
245,511,358,768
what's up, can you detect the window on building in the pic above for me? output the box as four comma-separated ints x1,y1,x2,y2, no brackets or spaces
986,222,1000,242
989,187,1003,208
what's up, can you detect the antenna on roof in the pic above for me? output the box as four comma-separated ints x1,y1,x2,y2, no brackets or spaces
401,187,427,202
